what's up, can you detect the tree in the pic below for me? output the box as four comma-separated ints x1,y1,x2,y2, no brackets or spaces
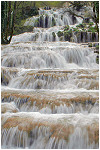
1,1,17,44
65,1,99,34
92,1,99,34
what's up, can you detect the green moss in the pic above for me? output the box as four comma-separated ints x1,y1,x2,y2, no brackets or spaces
57,31,63,37
64,25,69,31
76,23,85,28
88,22,94,26
88,27,97,33
64,29,72,41
88,43,92,47
96,56,99,64
73,28,80,32
96,45,99,50
52,32,55,36
60,36,63,41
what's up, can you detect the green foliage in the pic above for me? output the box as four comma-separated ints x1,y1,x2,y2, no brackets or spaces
64,25,69,31
1,1,17,44
88,22,94,26
96,45,99,50
88,26,97,33
76,23,85,28
73,28,80,32
13,20,33,35
57,31,63,37
34,1,65,8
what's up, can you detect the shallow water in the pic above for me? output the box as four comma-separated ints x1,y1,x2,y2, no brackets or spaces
1,7,99,149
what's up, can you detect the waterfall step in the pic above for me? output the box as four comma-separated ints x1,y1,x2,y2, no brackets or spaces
1,112,99,149
2,67,99,90
1,87,99,114
2,41,98,70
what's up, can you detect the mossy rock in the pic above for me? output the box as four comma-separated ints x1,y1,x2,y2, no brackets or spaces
60,36,64,41
88,27,97,33
88,43,92,47
64,30,72,41
52,32,56,41
76,24,85,28
52,17,56,26
64,25,69,31
34,18,39,27
88,22,94,26
96,56,99,64
96,45,99,50
57,31,63,37
73,28,80,32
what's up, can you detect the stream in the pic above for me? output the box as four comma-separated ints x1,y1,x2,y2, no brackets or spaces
1,8,99,149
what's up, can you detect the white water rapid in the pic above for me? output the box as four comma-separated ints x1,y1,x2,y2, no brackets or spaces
1,7,99,149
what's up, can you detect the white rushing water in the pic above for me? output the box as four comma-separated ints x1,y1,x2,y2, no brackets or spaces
1,7,99,149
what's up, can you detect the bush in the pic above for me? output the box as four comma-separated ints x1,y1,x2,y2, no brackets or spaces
14,20,33,35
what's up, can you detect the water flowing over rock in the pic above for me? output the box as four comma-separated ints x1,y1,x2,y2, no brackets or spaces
11,8,99,43
1,5,99,149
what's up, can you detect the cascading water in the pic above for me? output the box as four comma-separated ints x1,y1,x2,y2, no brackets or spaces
1,6,99,149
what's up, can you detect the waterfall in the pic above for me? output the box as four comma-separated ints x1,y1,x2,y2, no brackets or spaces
1,6,99,149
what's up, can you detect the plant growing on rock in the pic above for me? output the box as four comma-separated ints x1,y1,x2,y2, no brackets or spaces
57,31,63,37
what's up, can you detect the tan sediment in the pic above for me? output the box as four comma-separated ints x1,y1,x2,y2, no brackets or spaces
2,115,74,142
1,103,18,113
2,114,98,144
87,123,99,144
1,90,99,111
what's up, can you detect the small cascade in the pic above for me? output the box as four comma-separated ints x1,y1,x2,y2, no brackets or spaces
24,8,75,28
1,5,99,149
73,32,99,43
1,42,98,69
11,29,99,43
1,87,99,114
1,112,99,149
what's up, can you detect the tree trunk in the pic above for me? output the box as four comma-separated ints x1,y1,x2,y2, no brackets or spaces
8,1,17,43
